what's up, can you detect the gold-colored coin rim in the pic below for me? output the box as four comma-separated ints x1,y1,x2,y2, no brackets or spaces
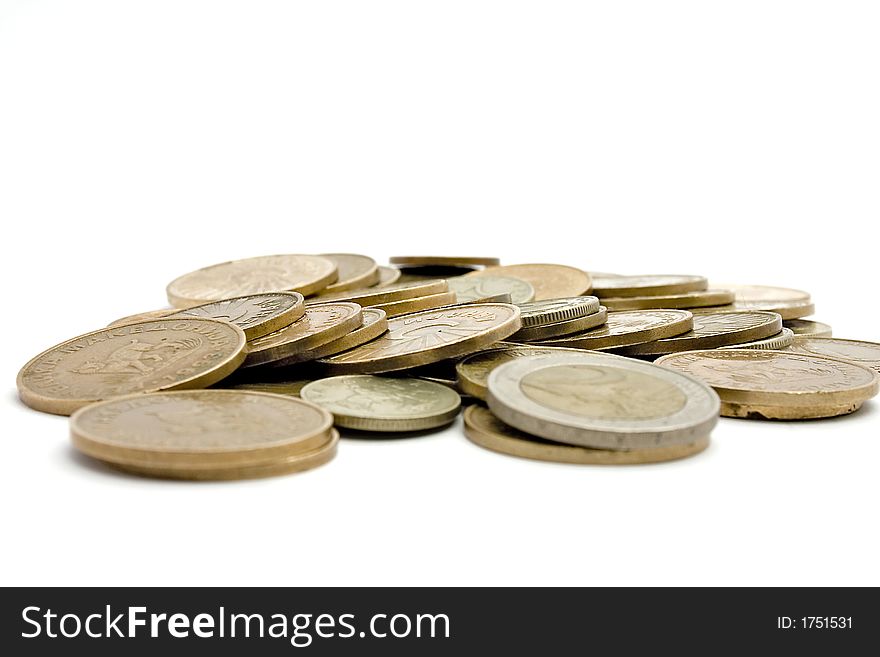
465,263,593,300
509,307,608,342
169,291,306,340
534,309,694,350
371,291,457,318
389,256,501,267
718,327,795,350
308,279,448,305
320,253,380,293
107,308,178,327
592,274,708,298
269,308,389,366
375,266,402,287
783,319,832,338
601,289,735,311
517,296,602,328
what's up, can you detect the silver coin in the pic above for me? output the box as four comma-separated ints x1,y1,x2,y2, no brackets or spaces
516,296,601,328
718,327,795,350
446,275,535,304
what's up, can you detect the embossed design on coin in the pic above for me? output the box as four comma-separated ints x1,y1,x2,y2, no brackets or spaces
446,275,535,304
592,274,708,298
170,292,305,339
787,337,880,374
783,319,832,338
320,253,380,293
466,264,592,300
534,309,693,350
517,296,601,327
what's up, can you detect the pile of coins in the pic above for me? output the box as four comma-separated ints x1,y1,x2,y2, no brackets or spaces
16,254,880,479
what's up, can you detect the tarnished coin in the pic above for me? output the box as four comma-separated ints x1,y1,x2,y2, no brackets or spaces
301,375,461,431
510,307,608,342
169,292,305,339
108,308,178,327
243,302,363,367
601,289,734,311
446,275,535,304
375,266,402,287
517,296,601,328
307,279,448,306
784,319,832,338
318,303,522,374
167,254,338,307
269,307,388,366
533,309,694,350
390,256,500,267
371,291,457,318
222,379,313,397
17,319,247,415
711,284,815,319
487,353,720,450
466,264,592,300
320,254,380,293
656,350,878,419
786,337,880,374
592,274,708,298
464,405,710,465
616,311,782,356
718,328,794,350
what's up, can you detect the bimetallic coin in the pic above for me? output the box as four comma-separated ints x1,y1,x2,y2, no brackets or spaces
784,319,832,338
786,337,880,374
601,289,734,311
166,254,338,307
464,405,710,465
510,307,608,342
517,296,601,328
301,375,461,431
466,264,592,300
375,266,402,287
390,256,500,267
533,310,694,350
308,279,448,306
718,328,794,350
17,319,247,415
108,309,178,327
487,353,720,450
592,274,708,298
616,311,782,356
656,350,879,419
243,303,363,367
269,307,389,366
318,303,522,374
320,254,380,293
446,275,535,304
711,284,815,319
371,291,457,318
169,292,305,340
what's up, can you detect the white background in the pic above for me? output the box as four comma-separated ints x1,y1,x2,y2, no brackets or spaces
1,1,878,586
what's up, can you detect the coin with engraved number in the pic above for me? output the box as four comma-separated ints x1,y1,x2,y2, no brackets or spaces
166,254,338,307
533,309,693,350
446,275,535,304
718,328,794,350
510,307,608,342
308,279,448,306
466,264,592,300
169,292,305,339
601,289,734,311
301,375,461,431
390,256,500,267
375,266,402,287
656,349,878,419
487,353,720,450
318,303,522,374
371,291,457,318
17,319,248,415
783,319,832,338
592,274,708,298
320,254,380,293
710,284,815,319
786,337,880,374
517,296,602,328
269,307,389,366
464,405,709,465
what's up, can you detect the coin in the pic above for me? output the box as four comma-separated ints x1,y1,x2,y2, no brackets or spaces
301,375,461,431
710,284,815,319
446,275,535,304
169,292,305,339
487,352,720,449
783,319,832,338
269,307,388,366
320,253,380,293
390,256,500,267
510,307,608,341
464,405,710,465
786,337,880,374
108,309,178,327
517,296,602,328
243,302,363,367
166,254,338,307
371,291,457,318
318,303,522,374
222,379,313,397
601,289,734,311
616,311,782,356
17,319,247,415
466,264,592,300
656,349,878,419
375,266,402,287
592,274,708,298
307,279,448,306
533,309,694,350
718,328,794,350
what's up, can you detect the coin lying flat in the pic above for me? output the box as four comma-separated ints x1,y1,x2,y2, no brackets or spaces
510,307,608,342
243,302,363,367
371,291,457,318
270,307,388,366
466,264,592,300
169,292,305,340
517,296,602,328
656,349,878,419
375,265,402,287
308,279,448,306
616,311,782,356
446,275,535,304
786,337,880,374
318,303,522,374
533,309,694,350
601,289,734,311
17,319,247,415
592,274,708,298
108,308,178,327
487,352,720,450
301,375,461,431
718,328,794,350
784,319,832,338
711,284,815,319
464,405,709,465
320,253,380,293
222,379,313,397
166,254,338,307
390,256,500,267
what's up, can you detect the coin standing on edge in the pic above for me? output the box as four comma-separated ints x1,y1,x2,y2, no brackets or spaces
533,309,694,350
592,274,708,298
786,337,880,374
170,291,305,339
466,264,592,300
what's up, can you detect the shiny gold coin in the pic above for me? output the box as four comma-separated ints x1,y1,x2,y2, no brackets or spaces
166,254,338,307
617,310,782,356
710,284,814,319
318,303,522,374
465,264,592,300
222,379,313,397
108,308,178,327
375,265,402,287
783,319,832,338
18,319,247,416
269,307,389,366
592,274,708,298
464,405,709,465
533,309,694,350
517,296,602,328
320,253,380,293
656,349,878,419
601,289,734,311
390,256,500,267
718,328,794,350
243,302,363,367
371,291,457,318
786,337,880,374
510,307,608,342
307,279,448,306
446,275,535,304
169,292,305,340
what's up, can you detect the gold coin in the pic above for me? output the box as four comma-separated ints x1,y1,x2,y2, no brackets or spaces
17,319,247,416
318,303,522,374
307,279,448,306
592,274,708,298
320,253,380,293
783,319,832,338
243,302,363,367
390,256,500,267
656,349,878,419
517,296,601,328
786,337,880,374
108,308,178,327
532,309,694,350
446,275,535,304
510,307,608,342
464,405,709,465
718,328,794,350
222,379,313,397
465,264,592,300
617,310,782,356
169,292,305,340
375,266,402,287
710,284,814,319
269,307,389,366
166,254,338,307
370,291,457,318
601,289,734,311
